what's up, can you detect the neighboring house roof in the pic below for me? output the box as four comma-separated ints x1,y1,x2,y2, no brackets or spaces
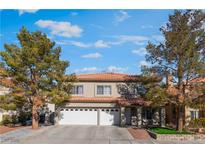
166,77,205,98
0,68,13,88
76,72,143,82
70,96,149,106
189,77,205,83
0,78,13,87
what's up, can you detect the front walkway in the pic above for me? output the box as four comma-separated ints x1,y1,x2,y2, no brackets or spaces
1,125,205,144
127,128,152,140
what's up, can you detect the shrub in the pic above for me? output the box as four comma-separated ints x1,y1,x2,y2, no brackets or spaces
11,114,18,125
2,114,19,126
188,118,205,128
2,114,12,125
0,103,17,111
18,111,31,125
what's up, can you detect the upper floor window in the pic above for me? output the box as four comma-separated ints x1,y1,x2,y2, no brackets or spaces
71,85,83,95
190,111,199,120
97,85,111,95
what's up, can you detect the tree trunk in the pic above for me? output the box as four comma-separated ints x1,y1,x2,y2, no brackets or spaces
176,71,184,132
177,105,183,132
32,97,39,129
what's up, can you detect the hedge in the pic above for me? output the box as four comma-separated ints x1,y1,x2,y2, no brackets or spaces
188,118,205,128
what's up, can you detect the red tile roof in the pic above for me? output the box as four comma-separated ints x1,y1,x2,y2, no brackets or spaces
69,96,149,106
76,72,142,82
70,96,118,103
118,97,150,106
0,78,14,87
189,77,205,83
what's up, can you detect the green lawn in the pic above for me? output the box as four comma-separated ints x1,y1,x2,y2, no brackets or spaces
148,127,191,134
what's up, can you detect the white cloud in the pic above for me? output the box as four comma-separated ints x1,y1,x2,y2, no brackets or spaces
56,40,91,48
107,65,128,73
70,12,78,16
152,35,164,42
18,9,39,15
81,52,102,59
69,41,91,48
74,66,128,74
94,40,110,48
110,35,149,45
132,48,147,56
90,24,105,30
55,41,68,45
141,25,154,29
114,10,130,25
35,20,83,38
139,60,149,66
74,67,97,74
56,40,109,48
56,34,148,49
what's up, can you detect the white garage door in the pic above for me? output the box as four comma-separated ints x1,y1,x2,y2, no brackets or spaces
59,108,98,125
100,108,120,125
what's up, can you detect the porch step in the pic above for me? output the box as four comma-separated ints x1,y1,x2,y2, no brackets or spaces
127,128,152,140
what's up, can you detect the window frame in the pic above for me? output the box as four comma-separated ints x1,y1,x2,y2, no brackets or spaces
96,85,112,96
190,110,199,120
71,85,84,96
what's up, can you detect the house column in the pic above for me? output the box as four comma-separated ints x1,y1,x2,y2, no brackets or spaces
166,104,172,125
160,107,166,127
120,107,126,127
153,108,160,126
136,106,142,127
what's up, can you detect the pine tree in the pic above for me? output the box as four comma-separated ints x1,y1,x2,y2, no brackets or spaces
0,27,75,129
145,10,205,131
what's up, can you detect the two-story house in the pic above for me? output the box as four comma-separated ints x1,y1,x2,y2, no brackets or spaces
0,72,166,127
58,73,166,127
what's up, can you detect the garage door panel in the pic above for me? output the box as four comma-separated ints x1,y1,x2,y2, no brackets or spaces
59,109,97,125
100,108,120,126
59,108,120,126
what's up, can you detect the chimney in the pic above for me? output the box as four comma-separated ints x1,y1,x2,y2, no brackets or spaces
166,74,174,87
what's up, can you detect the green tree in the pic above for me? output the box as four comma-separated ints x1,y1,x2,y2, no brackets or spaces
145,10,205,131
140,65,170,107
0,27,75,129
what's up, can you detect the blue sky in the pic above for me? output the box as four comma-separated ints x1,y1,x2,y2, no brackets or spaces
0,9,174,75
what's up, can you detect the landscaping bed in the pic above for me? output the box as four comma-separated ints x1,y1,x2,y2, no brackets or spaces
149,127,191,134
147,127,205,141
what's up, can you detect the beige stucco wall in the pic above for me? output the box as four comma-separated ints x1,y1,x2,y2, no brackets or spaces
0,86,10,95
185,107,199,119
65,102,119,108
72,82,124,97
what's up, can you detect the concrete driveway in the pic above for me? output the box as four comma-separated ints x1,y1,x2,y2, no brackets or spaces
20,125,135,144
2,125,205,144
